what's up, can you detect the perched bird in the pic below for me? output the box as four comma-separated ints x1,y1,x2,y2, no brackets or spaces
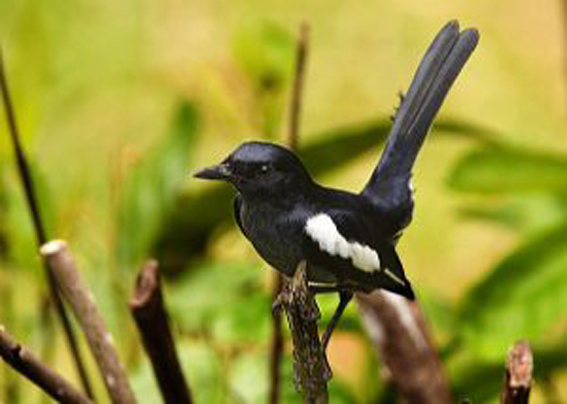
194,21,479,348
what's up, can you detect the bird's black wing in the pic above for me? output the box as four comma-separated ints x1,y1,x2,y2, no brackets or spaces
362,21,479,230
301,210,415,300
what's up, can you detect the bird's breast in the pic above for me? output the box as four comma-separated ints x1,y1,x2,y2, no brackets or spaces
239,200,305,276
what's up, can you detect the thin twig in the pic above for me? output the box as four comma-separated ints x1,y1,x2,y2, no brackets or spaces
0,48,94,398
269,21,311,404
501,341,533,404
288,21,310,151
0,326,92,404
356,291,453,403
40,240,137,404
278,262,330,404
130,260,192,404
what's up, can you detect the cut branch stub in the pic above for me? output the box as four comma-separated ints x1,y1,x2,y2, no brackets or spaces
40,240,137,404
501,340,533,404
278,261,330,403
130,260,193,404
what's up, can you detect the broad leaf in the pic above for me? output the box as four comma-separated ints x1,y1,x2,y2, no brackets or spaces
458,223,567,359
118,100,199,272
456,195,567,233
167,261,270,343
448,147,567,194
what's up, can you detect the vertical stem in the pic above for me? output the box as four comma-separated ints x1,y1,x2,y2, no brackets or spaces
0,49,94,398
269,21,310,404
288,22,310,151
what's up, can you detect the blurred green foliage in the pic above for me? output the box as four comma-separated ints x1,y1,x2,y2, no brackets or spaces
2,1,567,403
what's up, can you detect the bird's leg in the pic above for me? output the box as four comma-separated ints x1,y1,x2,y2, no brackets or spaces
320,290,353,351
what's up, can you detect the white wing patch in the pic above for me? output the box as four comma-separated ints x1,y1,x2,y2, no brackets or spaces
305,213,381,273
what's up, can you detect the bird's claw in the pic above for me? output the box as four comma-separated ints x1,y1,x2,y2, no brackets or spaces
271,298,283,317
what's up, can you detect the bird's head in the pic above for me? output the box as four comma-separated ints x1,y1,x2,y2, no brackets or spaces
194,141,312,197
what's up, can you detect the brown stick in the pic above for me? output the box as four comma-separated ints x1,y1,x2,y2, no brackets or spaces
277,262,330,404
0,326,92,404
269,21,312,404
501,341,533,404
130,260,193,404
0,48,94,399
40,240,137,404
356,291,453,403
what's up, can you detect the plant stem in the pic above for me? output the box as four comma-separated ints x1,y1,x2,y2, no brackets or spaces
0,48,94,399
269,21,311,404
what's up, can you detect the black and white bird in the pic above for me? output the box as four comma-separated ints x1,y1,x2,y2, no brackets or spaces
194,21,479,348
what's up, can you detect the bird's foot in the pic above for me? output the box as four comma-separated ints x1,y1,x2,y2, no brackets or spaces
271,299,282,317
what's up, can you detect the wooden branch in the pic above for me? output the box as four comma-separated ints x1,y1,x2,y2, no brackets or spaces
0,326,92,404
501,341,533,404
278,262,330,403
40,240,137,404
356,291,453,403
130,260,193,404
0,48,94,398
269,21,312,404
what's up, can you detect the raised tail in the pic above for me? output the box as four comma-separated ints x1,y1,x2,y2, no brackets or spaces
362,21,479,222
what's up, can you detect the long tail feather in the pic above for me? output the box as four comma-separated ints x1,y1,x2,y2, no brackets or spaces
362,21,479,213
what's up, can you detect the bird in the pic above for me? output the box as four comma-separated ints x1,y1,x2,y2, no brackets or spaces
194,20,479,349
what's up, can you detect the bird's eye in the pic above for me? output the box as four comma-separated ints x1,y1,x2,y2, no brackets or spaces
260,164,270,174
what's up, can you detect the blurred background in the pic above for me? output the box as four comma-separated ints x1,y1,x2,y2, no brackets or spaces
1,0,567,402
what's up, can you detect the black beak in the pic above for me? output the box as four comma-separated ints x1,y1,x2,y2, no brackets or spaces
193,163,232,181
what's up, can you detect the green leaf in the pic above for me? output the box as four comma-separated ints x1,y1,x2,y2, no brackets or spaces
167,261,270,343
117,100,199,271
448,146,567,194
458,223,567,359
456,195,567,233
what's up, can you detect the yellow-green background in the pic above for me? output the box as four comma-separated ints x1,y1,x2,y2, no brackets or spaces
1,0,566,402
